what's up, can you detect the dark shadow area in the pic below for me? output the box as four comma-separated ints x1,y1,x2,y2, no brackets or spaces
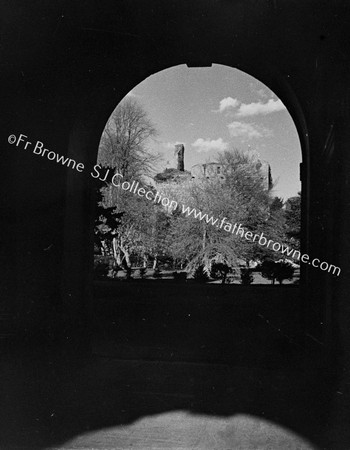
0,285,336,449
2,1,350,448
92,282,303,365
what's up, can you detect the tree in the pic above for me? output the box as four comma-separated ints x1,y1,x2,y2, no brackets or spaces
100,186,161,269
95,98,162,269
98,97,159,179
251,195,287,263
284,192,301,250
167,148,274,274
143,208,171,269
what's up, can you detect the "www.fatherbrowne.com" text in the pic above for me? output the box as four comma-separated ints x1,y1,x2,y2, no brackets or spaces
96,170,340,277
7,133,340,277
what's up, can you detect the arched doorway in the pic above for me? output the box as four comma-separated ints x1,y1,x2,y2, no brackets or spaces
4,2,349,447
62,63,308,361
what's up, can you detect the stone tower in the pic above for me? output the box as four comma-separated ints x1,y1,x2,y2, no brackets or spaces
174,144,185,171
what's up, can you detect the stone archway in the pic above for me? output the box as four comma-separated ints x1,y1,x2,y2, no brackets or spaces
3,1,350,445
61,61,309,352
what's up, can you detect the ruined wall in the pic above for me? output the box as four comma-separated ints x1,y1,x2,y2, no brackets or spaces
190,161,272,190
191,163,226,182
174,144,185,171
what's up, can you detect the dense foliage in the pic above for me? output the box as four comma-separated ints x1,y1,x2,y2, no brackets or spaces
94,99,301,282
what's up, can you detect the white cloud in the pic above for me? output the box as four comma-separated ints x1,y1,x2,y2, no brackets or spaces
236,99,286,117
228,121,273,139
191,137,228,153
215,96,285,117
215,97,240,113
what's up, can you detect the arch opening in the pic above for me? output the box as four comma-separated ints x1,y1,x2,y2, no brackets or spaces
88,63,305,364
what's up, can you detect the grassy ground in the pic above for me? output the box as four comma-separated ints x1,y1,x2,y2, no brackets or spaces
100,267,300,285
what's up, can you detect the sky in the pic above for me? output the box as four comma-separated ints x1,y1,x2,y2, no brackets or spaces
123,64,301,200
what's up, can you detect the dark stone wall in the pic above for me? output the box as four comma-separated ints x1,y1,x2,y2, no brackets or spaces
174,144,185,171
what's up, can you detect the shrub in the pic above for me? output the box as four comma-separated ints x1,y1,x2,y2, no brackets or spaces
173,271,187,282
259,260,294,284
225,272,236,284
259,259,277,284
139,267,146,279
153,267,162,279
192,265,209,283
240,268,254,285
210,262,231,284
275,262,294,284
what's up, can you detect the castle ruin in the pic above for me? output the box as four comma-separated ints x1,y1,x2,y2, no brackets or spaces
155,144,272,191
